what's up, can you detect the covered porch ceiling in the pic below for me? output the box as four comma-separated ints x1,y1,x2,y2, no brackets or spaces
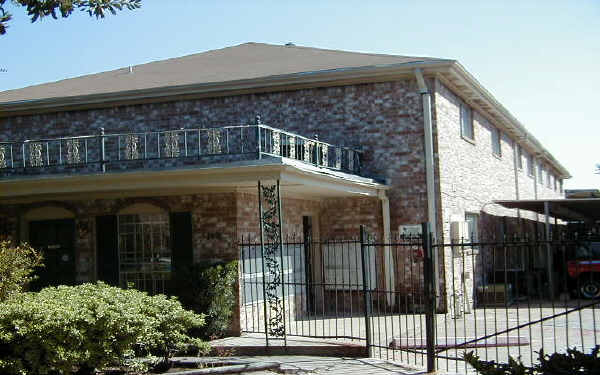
0,157,388,204
494,198,600,222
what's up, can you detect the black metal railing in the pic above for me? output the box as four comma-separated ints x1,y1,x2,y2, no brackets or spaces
0,124,361,178
239,227,600,373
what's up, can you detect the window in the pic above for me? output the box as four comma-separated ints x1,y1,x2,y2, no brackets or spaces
559,179,564,194
527,153,534,176
547,172,552,188
323,241,376,290
491,127,501,157
465,213,479,243
460,104,474,141
553,175,558,191
118,213,170,295
538,164,544,185
516,145,523,169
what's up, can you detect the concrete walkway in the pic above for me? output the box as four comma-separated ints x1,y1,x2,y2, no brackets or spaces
171,355,463,375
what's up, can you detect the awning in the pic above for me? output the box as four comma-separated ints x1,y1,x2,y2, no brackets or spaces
494,198,600,222
0,156,388,203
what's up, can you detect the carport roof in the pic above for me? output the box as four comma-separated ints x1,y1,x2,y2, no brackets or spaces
494,199,600,222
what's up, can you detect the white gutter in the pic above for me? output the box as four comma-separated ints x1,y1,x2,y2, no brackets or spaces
378,189,394,306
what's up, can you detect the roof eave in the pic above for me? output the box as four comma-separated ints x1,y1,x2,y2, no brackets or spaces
0,59,454,117
442,63,571,179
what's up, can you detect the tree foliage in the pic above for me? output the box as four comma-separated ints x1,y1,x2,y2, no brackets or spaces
0,0,142,35
0,241,43,302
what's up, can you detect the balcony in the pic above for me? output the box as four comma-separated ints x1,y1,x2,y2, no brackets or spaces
0,124,362,179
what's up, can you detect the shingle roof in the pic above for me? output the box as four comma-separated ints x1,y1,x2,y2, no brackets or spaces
0,42,443,104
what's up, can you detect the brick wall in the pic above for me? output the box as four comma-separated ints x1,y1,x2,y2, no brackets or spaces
0,79,429,233
434,79,563,233
433,79,564,315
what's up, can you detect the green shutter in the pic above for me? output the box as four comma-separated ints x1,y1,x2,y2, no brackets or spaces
170,212,194,274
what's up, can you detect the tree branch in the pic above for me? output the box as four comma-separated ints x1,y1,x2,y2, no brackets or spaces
0,0,141,35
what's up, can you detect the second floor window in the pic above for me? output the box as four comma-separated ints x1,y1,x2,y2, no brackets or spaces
460,104,474,141
527,153,534,176
560,179,564,193
491,127,501,157
516,145,523,169
538,164,544,185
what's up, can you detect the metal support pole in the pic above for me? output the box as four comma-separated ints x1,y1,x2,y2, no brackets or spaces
257,181,269,347
422,222,437,373
545,201,554,299
100,128,106,173
256,115,262,160
360,225,373,357
276,180,288,346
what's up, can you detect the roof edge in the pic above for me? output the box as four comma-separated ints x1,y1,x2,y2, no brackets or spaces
0,59,453,116
446,63,571,179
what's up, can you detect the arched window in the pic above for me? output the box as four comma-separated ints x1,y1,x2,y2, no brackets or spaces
117,203,170,295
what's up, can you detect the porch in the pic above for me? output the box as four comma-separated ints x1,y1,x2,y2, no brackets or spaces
0,124,389,328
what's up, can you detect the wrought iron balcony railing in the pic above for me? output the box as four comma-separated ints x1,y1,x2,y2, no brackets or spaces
0,124,361,178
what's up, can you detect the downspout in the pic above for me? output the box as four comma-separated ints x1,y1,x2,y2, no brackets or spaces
414,68,440,307
512,140,521,219
414,69,438,240
378,189,395,306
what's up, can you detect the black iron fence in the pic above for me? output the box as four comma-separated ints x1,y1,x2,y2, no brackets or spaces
239,226,600,373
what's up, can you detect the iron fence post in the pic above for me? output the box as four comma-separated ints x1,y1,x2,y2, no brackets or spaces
256,115,262,160
422,222,436,373
360,225,373,357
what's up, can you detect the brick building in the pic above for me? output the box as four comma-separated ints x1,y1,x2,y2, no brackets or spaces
0,43,568,324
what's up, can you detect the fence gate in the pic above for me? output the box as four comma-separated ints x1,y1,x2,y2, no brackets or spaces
240,223,600,374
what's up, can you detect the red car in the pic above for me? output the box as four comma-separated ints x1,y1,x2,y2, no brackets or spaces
567,242,600,299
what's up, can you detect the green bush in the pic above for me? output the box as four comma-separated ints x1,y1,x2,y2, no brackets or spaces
464,346,600,374
170,260,238,339
0,282,208,375
0,241,43,302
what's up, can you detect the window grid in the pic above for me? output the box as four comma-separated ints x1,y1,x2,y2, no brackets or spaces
465,213,479,243
491,127,501,157
527,153,534,177
460,104,474,141
118,213,170,295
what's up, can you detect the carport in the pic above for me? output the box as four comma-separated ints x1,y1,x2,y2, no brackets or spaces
494,198,600,224
494,198,600,298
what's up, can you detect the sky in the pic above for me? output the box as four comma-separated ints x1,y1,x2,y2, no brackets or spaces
0,0,598,189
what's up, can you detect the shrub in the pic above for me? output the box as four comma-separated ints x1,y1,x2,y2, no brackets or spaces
464,345,600,374
0,241,43,302
170,260,238,339
0,282,208,375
